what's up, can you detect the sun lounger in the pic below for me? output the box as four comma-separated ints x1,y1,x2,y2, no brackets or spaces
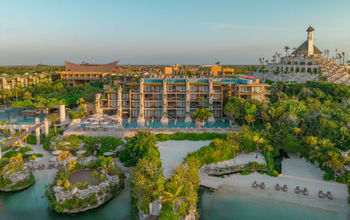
283,184,287,192
303,188,308,196
326,191,333,200
260,182,265,189
275,183,280,191
318,190,324,198
252,181,258,188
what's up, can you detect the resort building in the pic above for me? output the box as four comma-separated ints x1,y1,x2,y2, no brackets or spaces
95,77,270,123
0,73,52,90
59,60,121,86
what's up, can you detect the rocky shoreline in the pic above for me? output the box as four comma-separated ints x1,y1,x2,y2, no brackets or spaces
47,170,125,214
0,169,35,192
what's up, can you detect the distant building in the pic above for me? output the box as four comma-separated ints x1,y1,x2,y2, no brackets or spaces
210,66,222,76
0,73,51,90
222,68,234,76
163,67,173,75
59,60,121,86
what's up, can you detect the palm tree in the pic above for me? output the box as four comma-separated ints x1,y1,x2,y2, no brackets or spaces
57,151,72,174
193,108,212,125
342,52,345,65
323,151,344,178
215,61,221,66
253,135,265,158
284,46,290,56
47,113,58,133
266,145,273,168
162,184,189,212
231,144,240,164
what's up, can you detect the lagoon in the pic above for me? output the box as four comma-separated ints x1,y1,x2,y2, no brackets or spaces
198,189,348,220
0,170,131,220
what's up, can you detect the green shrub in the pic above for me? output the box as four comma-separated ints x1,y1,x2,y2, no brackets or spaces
266,170,279,177
3,150,18,158
27,135,37,145
156,132,226,142
20,146,33,153
323,172,331,181
36,153,43,158
240,171,251,175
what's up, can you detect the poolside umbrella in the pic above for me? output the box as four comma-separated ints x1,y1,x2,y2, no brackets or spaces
52,150,62,156
76,150,86,155
24,151,35,155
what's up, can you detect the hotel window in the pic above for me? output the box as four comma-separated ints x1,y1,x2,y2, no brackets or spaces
132,94,139,99
132,109,139,117
144,86,153,92
177,101,185,108
155,86,162,92
200,86,208,92
241,87,249,92
176,110,186,117
154,94,162,99
132,102,139,108
122,94,129,99
190,94,197,99
145,102,153,108
190,86,198,92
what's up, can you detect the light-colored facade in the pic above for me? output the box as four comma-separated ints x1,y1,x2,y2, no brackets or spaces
0,73,52,90
96,77,270,122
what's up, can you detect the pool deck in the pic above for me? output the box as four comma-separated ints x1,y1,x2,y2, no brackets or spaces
64,126,241,138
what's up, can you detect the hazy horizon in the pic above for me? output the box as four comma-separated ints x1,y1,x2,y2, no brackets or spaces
1,0,350,66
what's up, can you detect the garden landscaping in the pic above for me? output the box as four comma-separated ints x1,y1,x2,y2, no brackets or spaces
0,153,35,192
45,156,125,214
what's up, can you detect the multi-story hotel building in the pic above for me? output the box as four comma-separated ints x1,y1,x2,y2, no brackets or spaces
96,77,270,123
58,60,121,86
0,73,52,90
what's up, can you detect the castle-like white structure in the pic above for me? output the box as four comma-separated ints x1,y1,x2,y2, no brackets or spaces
254,26,350,84
267,26,322,74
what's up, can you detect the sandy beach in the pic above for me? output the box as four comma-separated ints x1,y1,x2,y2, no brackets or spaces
199,153,349,215
158,140,211,179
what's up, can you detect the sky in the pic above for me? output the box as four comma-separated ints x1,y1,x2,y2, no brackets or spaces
0,0,350,65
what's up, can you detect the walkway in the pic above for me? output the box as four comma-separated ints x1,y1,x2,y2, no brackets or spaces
0,123,43,150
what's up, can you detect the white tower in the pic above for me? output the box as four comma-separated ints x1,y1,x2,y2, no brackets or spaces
307,26,315,56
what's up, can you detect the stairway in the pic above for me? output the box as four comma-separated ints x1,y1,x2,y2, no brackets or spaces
311,56,350,84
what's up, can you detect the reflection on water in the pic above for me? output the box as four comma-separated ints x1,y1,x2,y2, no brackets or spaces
198,188,347,220
0,170,131,220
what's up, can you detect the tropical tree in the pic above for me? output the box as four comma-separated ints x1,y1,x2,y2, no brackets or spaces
323,151,345,178
192,108,212,124
30,155,36,169
253,135,265,158
57,151,72,174
162,181,189,213
47,113,58,133
284,46,290,56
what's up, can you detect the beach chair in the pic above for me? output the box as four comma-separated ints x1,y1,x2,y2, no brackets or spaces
252,181,258,188
318,190,324,198
295,186,300,194
275,183,280,191
260,182,265,189
283,184,287,192
326,191,333,200
303,188,308,196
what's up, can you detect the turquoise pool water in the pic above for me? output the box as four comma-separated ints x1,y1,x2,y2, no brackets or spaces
0,170,131,220
0,108,44,124
198,189,348,220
